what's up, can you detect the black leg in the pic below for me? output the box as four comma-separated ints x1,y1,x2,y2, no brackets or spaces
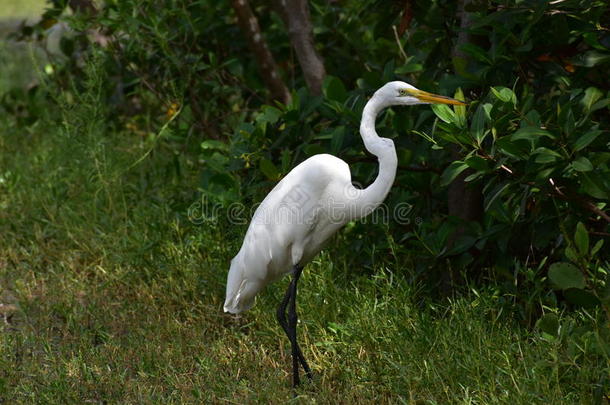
276,278,292,334
288,274,300,387
276,283,312,382
289,266,312,381
276,276,295,356
276,265,313,388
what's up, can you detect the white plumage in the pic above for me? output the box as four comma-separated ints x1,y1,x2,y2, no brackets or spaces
224,153,353,313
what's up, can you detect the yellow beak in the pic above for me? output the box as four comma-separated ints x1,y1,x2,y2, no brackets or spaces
408,89,467,106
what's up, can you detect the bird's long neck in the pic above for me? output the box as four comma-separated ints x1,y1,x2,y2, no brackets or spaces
350,96,398,219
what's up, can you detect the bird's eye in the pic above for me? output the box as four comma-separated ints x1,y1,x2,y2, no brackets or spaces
398,89,409,96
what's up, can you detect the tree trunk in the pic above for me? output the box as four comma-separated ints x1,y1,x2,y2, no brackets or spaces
231,0,292,104
274,0,326,96
451,0,472,73
449,0,483,225
442,0,484,291
447,152,483,224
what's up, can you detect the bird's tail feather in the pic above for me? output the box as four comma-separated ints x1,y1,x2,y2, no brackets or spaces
224,256,259,314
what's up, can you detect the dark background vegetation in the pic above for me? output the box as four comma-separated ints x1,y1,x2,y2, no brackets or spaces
0,0,609,402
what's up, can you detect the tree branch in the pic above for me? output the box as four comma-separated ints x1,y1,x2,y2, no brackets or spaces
274,0,326,95
546,179,610,224
231,0,292,104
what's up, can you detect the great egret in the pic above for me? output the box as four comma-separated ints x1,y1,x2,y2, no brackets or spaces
224,81,465,387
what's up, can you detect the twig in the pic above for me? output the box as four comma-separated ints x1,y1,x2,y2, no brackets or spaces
478,150,610,224
392,25,409,62
548,178,610,224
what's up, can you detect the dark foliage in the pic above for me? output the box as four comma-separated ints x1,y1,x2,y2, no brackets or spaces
8,0,610,322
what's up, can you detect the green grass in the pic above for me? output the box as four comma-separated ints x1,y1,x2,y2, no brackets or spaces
0,48,608,404
0,0,48,96
0,41,41,95
0,0,46,20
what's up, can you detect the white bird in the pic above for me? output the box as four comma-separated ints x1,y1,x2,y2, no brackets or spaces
224,81,465,388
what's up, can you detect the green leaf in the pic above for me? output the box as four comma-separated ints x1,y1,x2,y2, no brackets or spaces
572,130,602,151
445,235,477,255
280,149,292,173
200,168,239,203
571,157,593,172
534,168,553,181
482,103,493,119
259,158,279,181
470,105,485,140
558,106,575,135
565,245,579,263
398,148,413,165
484,182,510,213
431,104,458,125
583,32,607,51
574,222,589,256
303,144,325,156
590,98,610,113
465,155,488,171
412,130,437,144
591,239,604,256
330,126,345,153
464,171,484,182
581,87,603,112
440,161,469,186
548,262,585,290
394,63,423,74
524,110,541,127
537,313,559,337
453,88,467,128
470,103,492,144
200,140,229,152
460,43,491,63
600,278,610,305
204,151,230,171
574,50,610,67
257,106,283,125
323,75,347,103
580,173,609,199
496,137,528,160
533,147,562,163
511,127,555,141
491,86,516,105
564,288,600,308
